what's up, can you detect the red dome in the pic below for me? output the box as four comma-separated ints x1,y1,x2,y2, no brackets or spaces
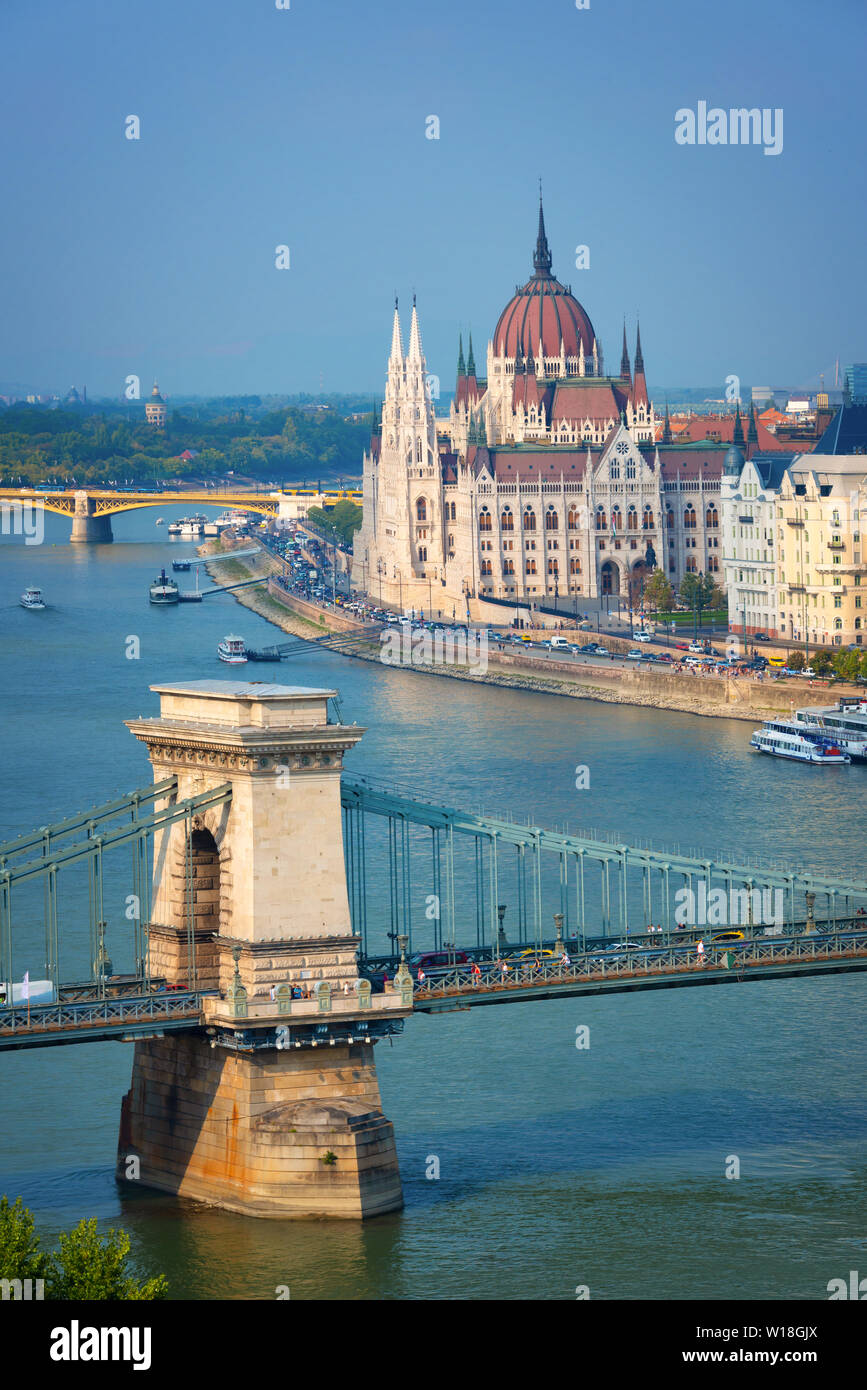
494,202,596,360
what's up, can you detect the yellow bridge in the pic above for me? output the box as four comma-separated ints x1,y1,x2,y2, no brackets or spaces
0,487,361,542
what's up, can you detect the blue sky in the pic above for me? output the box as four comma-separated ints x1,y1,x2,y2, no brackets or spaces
1,0,864,399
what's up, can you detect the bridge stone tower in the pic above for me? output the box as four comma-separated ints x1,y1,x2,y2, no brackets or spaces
118,680,409,1219
70,490,113,543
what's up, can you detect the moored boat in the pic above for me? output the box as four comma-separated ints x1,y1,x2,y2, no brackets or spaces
217,634,247,664
750,718,850,764
793,700,867,760
149,569,180,605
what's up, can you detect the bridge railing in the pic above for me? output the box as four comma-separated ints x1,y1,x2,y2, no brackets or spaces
411,929,867,1000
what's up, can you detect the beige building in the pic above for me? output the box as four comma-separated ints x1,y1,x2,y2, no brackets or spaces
777,457,867,649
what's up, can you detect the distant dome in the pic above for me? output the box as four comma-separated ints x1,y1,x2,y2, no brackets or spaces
149,383,165,404
723,444,745,476
493,203,596,361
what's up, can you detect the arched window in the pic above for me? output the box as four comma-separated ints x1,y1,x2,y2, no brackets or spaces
526,557,537,575
706,506,719,528
642,505,654,530
547,558,559,575
570,556,581,575
416,438,423,462
596,508,606,531
684,505,696,529
503,558,514,576
568,505,580,530
416,496,427,522
627,507,638,531
418,545,427,561
480,558,492,576
501,508,514,532
524,509,537,532
611,507,622,533
856,617,862,630
545,508,559,531
686,555,697,572
626,460,636,480
834,617,843,630
667,507,675,528
610,461,620,480
479,507,492,532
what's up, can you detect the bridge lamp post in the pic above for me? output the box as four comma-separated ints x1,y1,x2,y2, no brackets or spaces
496,904,508,961
805,891,816,935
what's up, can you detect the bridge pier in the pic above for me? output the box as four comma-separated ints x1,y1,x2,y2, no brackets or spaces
119,679,407,1219
70,491,113,543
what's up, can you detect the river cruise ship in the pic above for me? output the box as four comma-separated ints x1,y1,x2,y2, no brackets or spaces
792,699,867,760
750,718,850,764
217,635,247,664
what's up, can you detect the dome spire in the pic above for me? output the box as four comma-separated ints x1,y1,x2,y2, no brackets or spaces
389,299,403,366
533,185,552,277
407,299,423,362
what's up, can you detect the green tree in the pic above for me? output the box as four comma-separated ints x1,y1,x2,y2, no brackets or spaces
0,1196,48,1284
644,567,674,612
812,647,834,675
833,649,860,683
0,1200,167,1300
787,649,805,671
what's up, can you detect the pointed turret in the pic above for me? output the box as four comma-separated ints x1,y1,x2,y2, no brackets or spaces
633,320,648,405
747,405,759,450
662,401,672,444
457,333,466,377
732,403,745,447
533,193,553,277
467,333,476,377
407,297,424,363
620,322,631,381
389,299,403,368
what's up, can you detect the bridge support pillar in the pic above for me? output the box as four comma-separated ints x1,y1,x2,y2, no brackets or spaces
118,1033,402,1219
119,679,409,1219
70,491,113,543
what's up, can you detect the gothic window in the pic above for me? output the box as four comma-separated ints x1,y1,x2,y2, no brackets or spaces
686,556,697,572
684,505,696,529
708,555,719,572
416,497,427,521
568,505,580,530
547,558,559,576
611,507,622,533
418,545,427,561
503,558,515,576
416,438,423,462
642,505,654,530
667,507,675,528
627,507,638,531
526,557,537,575
545,508,558,531
616,441,629,454
570,557,581,575
596,507,606,531
835,617,843,630
706,505,719,528
480,558,492,576
479,507,492,532
626,460,636,480
610,461,620,480
447,534,454,549
501,508,514,531
524,508,537,531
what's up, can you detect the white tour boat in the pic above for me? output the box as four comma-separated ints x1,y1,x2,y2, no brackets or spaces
20,586,45,610
750,718,850,764
167,521,183,535
217,635,248,664
155,517,165,526
793,699,867,761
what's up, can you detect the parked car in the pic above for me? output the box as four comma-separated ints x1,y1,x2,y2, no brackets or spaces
753,632,770,642
626,649,645,660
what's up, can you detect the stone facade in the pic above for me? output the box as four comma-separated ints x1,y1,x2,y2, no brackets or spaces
118,680,408,1218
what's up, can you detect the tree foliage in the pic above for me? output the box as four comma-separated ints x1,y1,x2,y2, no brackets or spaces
0,1197,167,1300
643,567,675,612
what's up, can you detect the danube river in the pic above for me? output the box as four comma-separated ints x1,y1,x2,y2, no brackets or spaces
1,509,865,1300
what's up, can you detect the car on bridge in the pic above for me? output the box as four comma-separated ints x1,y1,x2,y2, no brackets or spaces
408,949,471,978
709,930,746,943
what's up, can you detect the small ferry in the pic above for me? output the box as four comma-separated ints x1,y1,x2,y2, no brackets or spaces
217,635,247,664
20,585,45,610
750,718,850,764
167,521,183,535
155,517,164,526
792,699,867,761
149,569,180,605
171,559,193,572
180,516,206,537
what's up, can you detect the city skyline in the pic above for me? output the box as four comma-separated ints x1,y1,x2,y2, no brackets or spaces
1,0,864,398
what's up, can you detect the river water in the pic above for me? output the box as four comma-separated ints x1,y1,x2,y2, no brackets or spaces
1,508,865,1300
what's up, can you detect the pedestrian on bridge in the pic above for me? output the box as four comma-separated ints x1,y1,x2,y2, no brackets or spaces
470,961,482,986
696,938,706,964
417,968,425,985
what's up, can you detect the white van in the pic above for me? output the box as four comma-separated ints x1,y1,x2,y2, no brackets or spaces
544,636,570,650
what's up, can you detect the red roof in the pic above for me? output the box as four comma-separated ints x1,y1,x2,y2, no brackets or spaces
494,276,596,359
